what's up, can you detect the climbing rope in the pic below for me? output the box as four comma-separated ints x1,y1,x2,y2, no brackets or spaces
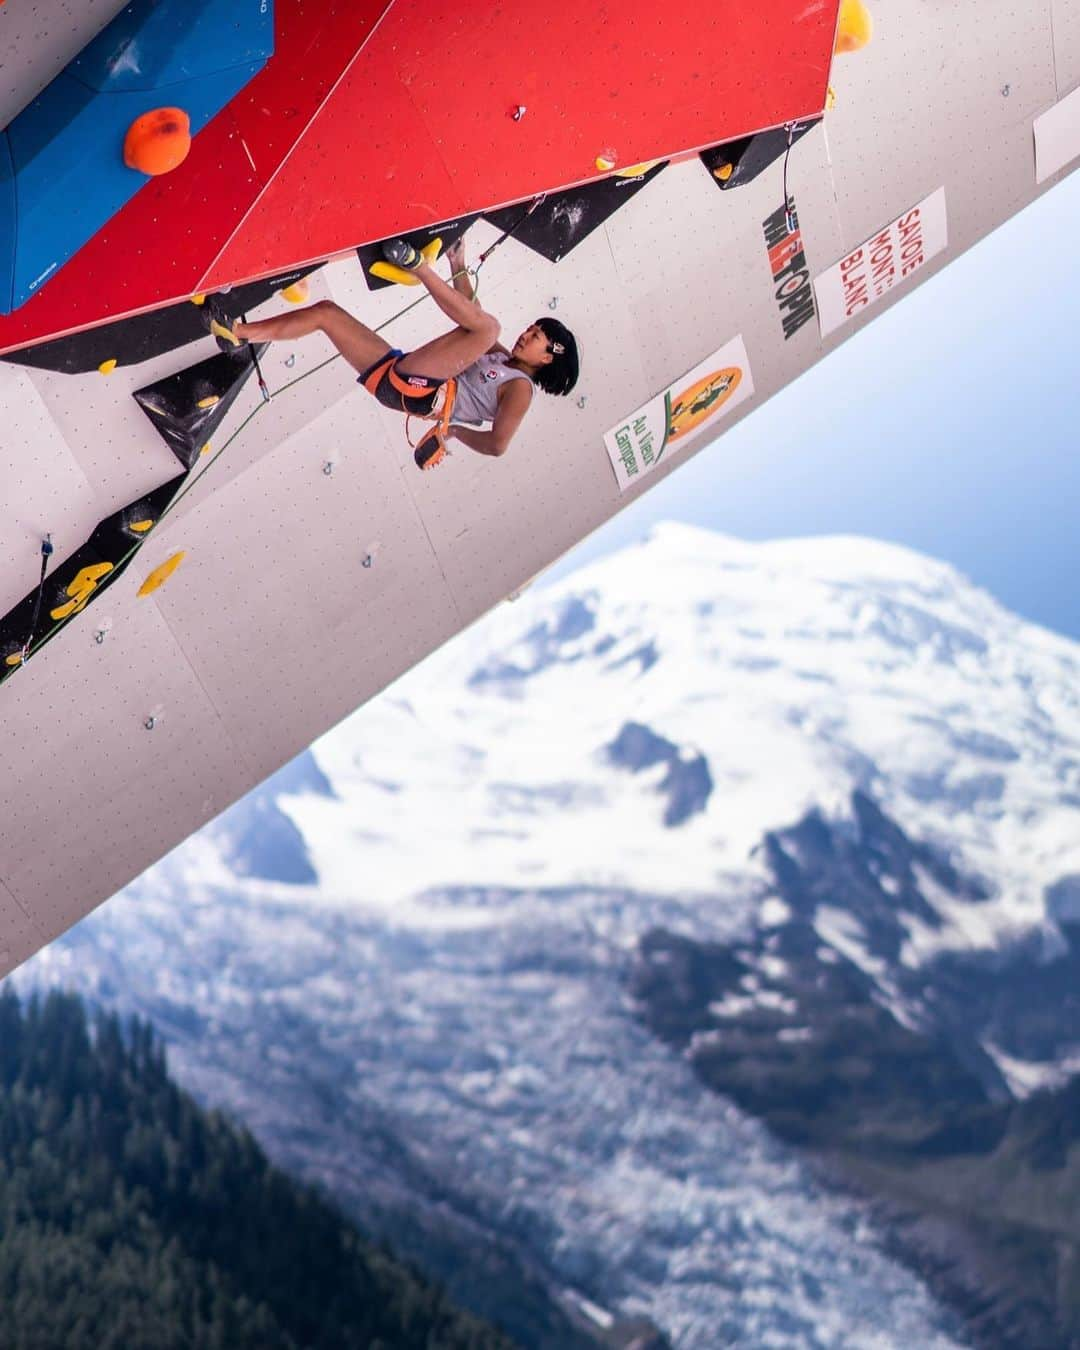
782,123,800,234
241,312,273,403
475,193,546,268
14,534,54,666
5,211,545,679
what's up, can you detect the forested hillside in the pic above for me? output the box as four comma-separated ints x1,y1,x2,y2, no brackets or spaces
0,988,513,1350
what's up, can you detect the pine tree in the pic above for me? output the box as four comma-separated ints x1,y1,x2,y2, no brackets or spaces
0,991,514,1350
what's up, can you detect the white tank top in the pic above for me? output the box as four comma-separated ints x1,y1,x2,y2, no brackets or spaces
451,352,532,425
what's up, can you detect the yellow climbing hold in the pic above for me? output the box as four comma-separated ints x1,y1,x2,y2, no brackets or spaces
835,0,872,52
615,160,660,179
138,551,187,598
190,293,207,306
200,442,212,457
368,237,443,287
50,562,114,621
280,278,310,304
209,316,242,347
98,358,117,375
196,395,220,409
713,162,734,182
595,153,617,172
5,653,23,668
826,85,837,111
130,519,154,534
369,260,417,286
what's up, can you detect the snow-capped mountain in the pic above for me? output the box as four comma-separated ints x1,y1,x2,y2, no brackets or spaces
16,524,1080,1349
288,524,1078,947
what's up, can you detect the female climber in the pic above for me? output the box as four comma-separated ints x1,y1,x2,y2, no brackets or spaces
229,237,579,470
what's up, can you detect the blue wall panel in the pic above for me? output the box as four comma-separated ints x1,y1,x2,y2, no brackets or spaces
0,0,274,313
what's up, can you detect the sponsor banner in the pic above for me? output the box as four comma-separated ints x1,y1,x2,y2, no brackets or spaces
814,188,948,338
1034,86,1080,183
603,337,754,492
762,196,816,340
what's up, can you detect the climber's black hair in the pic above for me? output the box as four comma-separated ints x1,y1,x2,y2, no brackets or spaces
532,316,579,396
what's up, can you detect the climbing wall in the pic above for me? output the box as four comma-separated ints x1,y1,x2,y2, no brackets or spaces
0,0,833,353
1,0,1078,976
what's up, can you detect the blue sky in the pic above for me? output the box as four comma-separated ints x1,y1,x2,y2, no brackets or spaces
546,171,1080,642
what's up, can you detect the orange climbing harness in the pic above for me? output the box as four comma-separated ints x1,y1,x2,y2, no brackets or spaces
361,352,458,470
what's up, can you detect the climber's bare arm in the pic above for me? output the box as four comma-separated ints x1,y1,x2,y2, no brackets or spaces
446,238,510,357
450,377,533,457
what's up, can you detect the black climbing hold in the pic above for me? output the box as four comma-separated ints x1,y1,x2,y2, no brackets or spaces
700,121,820,192
133,344,269,470
0,474,184,679
481,162,668,263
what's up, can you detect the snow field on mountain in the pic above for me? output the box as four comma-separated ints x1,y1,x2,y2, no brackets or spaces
288,524,1080,962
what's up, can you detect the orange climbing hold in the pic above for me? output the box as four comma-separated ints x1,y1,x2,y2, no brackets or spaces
123,108,192,176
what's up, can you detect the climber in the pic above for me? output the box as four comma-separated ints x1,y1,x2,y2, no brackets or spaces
228,237,579,469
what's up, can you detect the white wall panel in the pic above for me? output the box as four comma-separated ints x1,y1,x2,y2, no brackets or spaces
824,0,1056,253
1052,0,1080,94
0,570,254,939
142,398,463,784
0,366,103,615
26,364,184,513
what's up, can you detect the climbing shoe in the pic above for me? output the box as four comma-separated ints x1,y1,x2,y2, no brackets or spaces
381,238,425,271
204,297,247,353
369,237,443,287
414,425,448,471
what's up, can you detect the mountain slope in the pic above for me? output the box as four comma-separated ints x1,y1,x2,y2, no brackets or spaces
0,988,512,1350
293,524,1079,972
14,524,1080,1349
631,790,1080,1347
